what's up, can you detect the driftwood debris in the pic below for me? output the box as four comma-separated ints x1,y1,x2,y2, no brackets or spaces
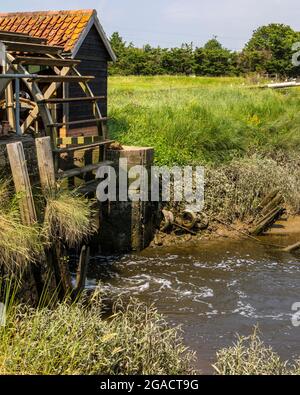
160,209,201,236
173,222,197,235
181,209,197,230
161,210,174,232
251,207,286,236
282,242,300,253
250,190,285,236
260,194,284,218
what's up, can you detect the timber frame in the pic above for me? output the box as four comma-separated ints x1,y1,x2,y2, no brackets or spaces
0,30,114,195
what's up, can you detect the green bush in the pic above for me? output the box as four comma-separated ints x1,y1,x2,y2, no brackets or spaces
213,328,300,375
0,297,195,375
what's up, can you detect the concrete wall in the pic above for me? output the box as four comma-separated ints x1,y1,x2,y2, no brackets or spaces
98,146,158,253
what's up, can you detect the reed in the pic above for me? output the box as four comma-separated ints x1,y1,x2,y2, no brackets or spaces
43,189,98,247
213,327,300,375
0,180,43,273
0,295,195,375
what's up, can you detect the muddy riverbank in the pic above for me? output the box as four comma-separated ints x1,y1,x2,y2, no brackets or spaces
150,215,300,249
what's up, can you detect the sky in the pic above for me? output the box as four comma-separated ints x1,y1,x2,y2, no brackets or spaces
1,0,300,50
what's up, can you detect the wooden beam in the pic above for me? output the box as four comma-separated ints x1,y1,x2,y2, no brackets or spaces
48,117,109,128
0,32,46,44
39,95,106,104
53,140,114,154
0,65,14,96
30,75,94,83
13,56,80,67
1,41,64,54
56,136,102,145
35,137,56,193
20,66,74,133
57,161,113,179
7,141,37,225
5,81,16,131
30,80,55,137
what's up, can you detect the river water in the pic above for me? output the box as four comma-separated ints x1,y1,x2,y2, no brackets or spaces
88,234,300,374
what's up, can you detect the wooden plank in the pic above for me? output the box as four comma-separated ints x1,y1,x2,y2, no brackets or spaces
0,31,46,44
20,65,71,133
53,140,114,154
13,56,80,67
0,65,14,97
7,141,37,225
57,161,113,179
2,41,64,54
283,242,300,253
35,137,56,193
5,81,16,131
77,179,101,195
74,245,90,296
48,117,109,128
56,136,102,145
30,75,94,83
39,95,106,104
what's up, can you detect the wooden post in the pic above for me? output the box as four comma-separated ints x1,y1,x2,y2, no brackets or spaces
35,136,73,297
7,141,43,300
5,82,16,131
35,136,56,193
74,245,90,298
7,141,37,225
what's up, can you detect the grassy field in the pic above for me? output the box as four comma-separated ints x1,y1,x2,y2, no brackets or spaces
108,76,300,165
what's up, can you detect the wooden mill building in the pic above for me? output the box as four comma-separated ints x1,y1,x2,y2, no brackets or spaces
0,9,116,138
0,9,117,196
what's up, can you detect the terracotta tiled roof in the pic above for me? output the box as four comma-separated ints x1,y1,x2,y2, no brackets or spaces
0,10,95,52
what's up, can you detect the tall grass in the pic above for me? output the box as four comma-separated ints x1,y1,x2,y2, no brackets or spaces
0,181,43,273
43,190,97,247
213,328,300,375
109,76,300,165
0,296,195,375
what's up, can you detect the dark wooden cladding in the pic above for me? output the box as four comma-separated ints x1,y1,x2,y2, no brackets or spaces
69,25,110,127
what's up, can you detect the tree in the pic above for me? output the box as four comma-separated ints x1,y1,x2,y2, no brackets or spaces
161,44,195,75
194,38,238,76
240,24,300,77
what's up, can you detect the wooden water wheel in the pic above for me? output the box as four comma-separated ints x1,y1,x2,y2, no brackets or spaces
0,30,114,195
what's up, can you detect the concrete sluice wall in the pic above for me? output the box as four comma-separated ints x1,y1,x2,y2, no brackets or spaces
98,146,158,254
